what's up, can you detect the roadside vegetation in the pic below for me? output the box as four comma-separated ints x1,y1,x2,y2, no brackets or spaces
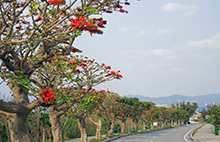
192,103,220,135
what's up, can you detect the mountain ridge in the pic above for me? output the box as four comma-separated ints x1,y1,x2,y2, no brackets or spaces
122,94,220,111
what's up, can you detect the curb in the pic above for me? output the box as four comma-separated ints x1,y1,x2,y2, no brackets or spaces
190,131,198,142
189,123,204,142
103,126,177,142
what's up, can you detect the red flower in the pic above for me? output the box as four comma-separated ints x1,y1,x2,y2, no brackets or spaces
70,61,77,65
105,10,112,13
119,8,127,13
16,25,21,29
48,0,65,6
106,66,111,69
115,74,122,78
79,62,87,67
35,16,41,22
72,69,76,72
111,71,115,74
71,17,87,30
97,20,105,28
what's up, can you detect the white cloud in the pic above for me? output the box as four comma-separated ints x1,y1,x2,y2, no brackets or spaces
156,29,175,35
170,67,186,73
162,3,188,12
123,49,171,59
162,3,199,18
118,26,137,32
137,30,147,36
182,10,197,18
118,27,129,32
188,33,220,48
150,49,171,56
162,3,199,12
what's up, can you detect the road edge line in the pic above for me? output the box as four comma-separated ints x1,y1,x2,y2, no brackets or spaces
184,128,194,142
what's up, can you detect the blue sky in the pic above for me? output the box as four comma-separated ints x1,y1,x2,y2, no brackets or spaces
1,0,220,98
74,0,220,97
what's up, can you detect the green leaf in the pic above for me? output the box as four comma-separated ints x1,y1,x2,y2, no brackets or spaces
23,87,29,92
10,74,15,78
32,2,39,9
67,76,71,81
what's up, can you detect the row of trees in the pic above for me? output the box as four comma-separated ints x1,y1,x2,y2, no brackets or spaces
1,89,197,142
0,0,132,141
0,0,198,142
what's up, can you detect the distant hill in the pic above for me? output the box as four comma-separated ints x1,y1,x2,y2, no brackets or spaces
122,94,220,112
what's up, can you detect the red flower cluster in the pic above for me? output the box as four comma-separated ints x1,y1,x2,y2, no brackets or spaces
79,62,87,67
41,89,56,104
69,61,77,66
106,71,122,78
72,68,80,73
71,17,104,36
48,0,65,6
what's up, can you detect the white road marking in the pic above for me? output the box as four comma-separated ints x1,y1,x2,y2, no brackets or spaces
150,136,157,142
184,128,194,142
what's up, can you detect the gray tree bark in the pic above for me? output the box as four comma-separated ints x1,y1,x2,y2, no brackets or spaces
77,118,88,142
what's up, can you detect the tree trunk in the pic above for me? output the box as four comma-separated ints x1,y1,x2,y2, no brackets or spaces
161,121,164,128
63,131,68,140
95,119,102,139
48,111,62,142
77,118,88,142
42,125,46,142
121,118,126,133
151,119,154,129
133,119,138,131
47,130,51,142
143,121,146,130
10,113,33,142
108,117,115,136
181,119,184,125
1,85,33,142
88,117,102,139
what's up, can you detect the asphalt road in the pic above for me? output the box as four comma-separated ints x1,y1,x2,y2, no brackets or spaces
113,123,202,142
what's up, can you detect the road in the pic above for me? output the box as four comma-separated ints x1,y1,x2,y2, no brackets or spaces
112,123,201,142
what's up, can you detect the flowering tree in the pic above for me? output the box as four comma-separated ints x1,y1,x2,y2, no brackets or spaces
69,90,106,142
37,55,122,142
157,107,169,128
128,98,152,131
0,0,130,141
115,97,134,133
100,92,120,136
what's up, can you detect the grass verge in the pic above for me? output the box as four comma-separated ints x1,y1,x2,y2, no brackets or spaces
193,123,206,134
